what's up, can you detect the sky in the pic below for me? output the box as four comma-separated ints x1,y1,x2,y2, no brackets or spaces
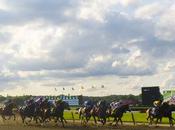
0,0,175,96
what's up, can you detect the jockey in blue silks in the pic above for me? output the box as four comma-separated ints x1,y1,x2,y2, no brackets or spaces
83,100,93,109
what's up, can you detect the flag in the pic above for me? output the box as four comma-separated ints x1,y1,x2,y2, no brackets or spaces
101,85,104,88
72,87,74,90
54,88,57,91
63,87,65,90
81,86,84,89
92,86,95,88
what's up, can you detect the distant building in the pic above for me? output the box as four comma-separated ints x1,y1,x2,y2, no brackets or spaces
141,86,161,106
34,95,82,106
163,90,175,101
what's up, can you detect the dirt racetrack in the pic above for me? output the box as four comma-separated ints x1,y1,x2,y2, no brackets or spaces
0,120,174,130
0,124,174,130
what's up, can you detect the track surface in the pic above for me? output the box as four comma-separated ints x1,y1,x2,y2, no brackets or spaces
0,118,174,130
0,123,174,130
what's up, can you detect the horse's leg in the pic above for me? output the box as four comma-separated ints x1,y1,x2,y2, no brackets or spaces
56,116,59,124
115,117,119,126
116,116,122,125
155,118,159,127
1,115,5,122
113,117,118,126
80,114,83,124
149,116,152,125
79,111,81,119
111,116,116,125
81,115,84,125
22,117,25,124
103,117,106,125
35,116,38,124
28,117,32,123
159,117,162,124
171,116,175,126
63,117,67,124
131,112,135,125
119,118,123,125
87,115,91,123
93,115,97,124
60,116,65,127
85,116,89,124
169,117,173,127
13,114,16,121
107,116,110,122
21,116,25,124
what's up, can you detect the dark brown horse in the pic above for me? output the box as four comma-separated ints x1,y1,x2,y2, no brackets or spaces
90,104,110,125
19,101,37,124
146,102,175,127
78,106,93,125
110,104,135,126
79,100,109,125
50,101,70,127
0,102,18,121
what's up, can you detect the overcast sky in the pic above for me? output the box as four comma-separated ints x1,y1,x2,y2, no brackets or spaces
0,0,175,96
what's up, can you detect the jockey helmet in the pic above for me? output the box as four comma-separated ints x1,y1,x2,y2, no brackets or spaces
153,100,161,107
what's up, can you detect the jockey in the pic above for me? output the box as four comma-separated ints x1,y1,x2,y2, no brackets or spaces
4,99,13,110
110,101,122,110
83,100,93,109
110,101,123,115
97,100,107,108
55,99,63,106
48,100,56,108
35,97,44,105
25,98,34,107
152,100,161,115
4,99,13,106
153,100,161,107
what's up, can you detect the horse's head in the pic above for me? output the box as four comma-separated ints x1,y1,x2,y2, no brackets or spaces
122,104,130,111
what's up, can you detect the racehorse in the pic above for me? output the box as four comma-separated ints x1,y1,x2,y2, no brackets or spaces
146,101,175,127
19,101,38,124
0,102,18,121
110,104,135,126
79,106,93,125
51,101,70,127
78,100,110,125
90,101,109,125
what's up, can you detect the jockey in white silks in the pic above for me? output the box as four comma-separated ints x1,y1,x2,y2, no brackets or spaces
110,101,123,110
151,100,161,115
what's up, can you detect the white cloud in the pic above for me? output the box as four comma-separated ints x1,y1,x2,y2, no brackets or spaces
0,0,175,96
119,0,139,7
135,2,164,20
155,5,175,41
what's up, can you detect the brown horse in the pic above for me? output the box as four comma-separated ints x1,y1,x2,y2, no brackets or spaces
78,106,93,125
146,102,175,127
0,102,18,121
51,101,70,127
90,104,110,125
79,100,109,125
110,104,135,126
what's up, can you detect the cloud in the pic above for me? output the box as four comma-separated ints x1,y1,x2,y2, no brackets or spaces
134,2,164,20
155,5,175,41
0,0,175,96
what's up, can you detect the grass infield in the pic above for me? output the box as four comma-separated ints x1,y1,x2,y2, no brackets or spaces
64,110,175,124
